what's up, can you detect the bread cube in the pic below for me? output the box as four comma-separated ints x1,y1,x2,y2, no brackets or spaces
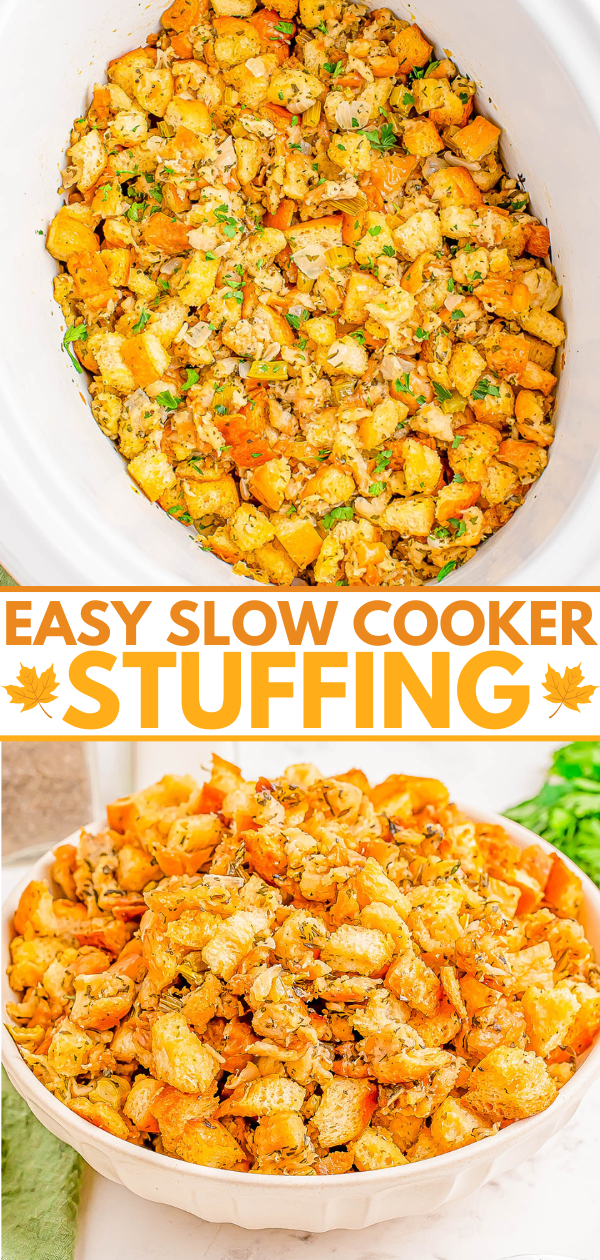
566,983,600,1055
107,46,154,96
496,439,548,481
234,136,263,184
521,983,580,1058
439,205,477,239
184,974,222,1034
385,950,441,1015
301,463,355,505
389,24,432,71
214,25,261,67
378,494,435,537
355,212,396,265
175,1117,247,1169
321,924,393,976
68,129,107,193
249,458,291,511
429,1097,496,1152
358,398,408,448
480,459,518,506
403,119,444,158
121,331,170,388
152,1011,221,1093
183,475,239,520
229,503,276,551
201,910,257,979
544,855,584,919
449,422,500,482
268,67,323,113
354,857,410,918
464,1046,557,1120
403,438,443,495
226,1073,305,1116
253,1111,307,1158
47,205,99,262
128,449,177,501
449,344,486,398
253,538,299,585
272,515,322,567
352,1126,407,1170
134,66,173,117
177,253,220,307
343,272,383,324
165,95,211,135
48,1024,94,1077
123,1074,163,1131
351,990,410,1038
503,942,555,995
519,307,565,347
110,109,149,147
410,402,454,444
454,116,501,162
313,1079,377,1147
394,208,443,261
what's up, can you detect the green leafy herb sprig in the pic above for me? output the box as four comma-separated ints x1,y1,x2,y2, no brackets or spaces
504,742,600,887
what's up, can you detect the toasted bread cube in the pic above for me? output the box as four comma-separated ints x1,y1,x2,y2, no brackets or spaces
299,0,342,28
226,1073,305,1116
133,65,174,117
68,129,107,193
328,133,372,176
403,119,444,158
229,503,275,551
355,212,396,266
273,514,324,567
385,950,441,1015
121,331,170,388
378,494,435,537
521,984,580,1058
480,460,518,506
464,1046,557,1120
313,1079,377,1147
449,421,500,482
267,67,322,113
455,116,501,162
249,458,291,512
108,46,154,95
253,538,299,585
352,1126,407,1170
325,335,369,377
152,1011,220,1094
519,307,565,347
301,463,355,505
305,315,337,347
449,344,486,398
496,439,548,481
321,924,393,976
343,272,383,324
403,438,443,495
183,974,222,1034
504,942,555,995
430,1097,496,1152
351,990,410,1038
177,254,220,307
544,855,584,919
394,208,443,261
214,24,261,67
165,95,211,135
123,1074,163,1131
389,24,432,71
129,449,176,501
253,1110,307,1158
47,205,99,262
201,910,257,979
183,475,239,520
439,205,477,239
147,297,187,348
48,1023,94,1077
116,842,158,891
66,1097,130,1140
355,857,410,917
176,1117,246,1168
234,135,263,184
566,983,600,1054
87,331,135,396
101,247,131,287
110,109,149,147
243,226,287,274
358,398,408,448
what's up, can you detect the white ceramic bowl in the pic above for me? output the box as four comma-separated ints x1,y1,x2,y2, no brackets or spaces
3,804,600,1231
1,0,600,584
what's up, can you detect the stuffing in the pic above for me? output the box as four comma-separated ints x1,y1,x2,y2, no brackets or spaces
44,0,562,586
6,759,597,1176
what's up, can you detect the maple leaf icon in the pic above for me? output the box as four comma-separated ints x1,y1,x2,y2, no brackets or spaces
4,664,59,718
542,663,597,719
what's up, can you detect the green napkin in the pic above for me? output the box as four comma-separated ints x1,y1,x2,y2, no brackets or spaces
2,1068,83,1260
0,566,16,586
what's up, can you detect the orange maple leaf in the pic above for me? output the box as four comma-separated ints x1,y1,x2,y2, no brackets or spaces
3,664,59,718
542,663,597,719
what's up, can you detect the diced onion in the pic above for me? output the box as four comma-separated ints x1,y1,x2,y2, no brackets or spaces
445,293,464,312
444,150,482,171
159,254,185,274
203,874,245,887
213,135,236,171
262,341,281,361
422,155,448,179
182,321,212,348
212,240,233,256
238,360,251,378
249,964,282,1006
380,353,416,380
291,244,328,279
335,98,371,131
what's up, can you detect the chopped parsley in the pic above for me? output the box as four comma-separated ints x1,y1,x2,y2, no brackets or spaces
181,368,199,392
323,504,354,530
156,390,181,410
415,327,429,341
437,561,457,582
433,382,452,404
472,378,501,400
132,307,151,334
62,323,88,372
167,506,192,523
368,480,385,496
364,121,396,151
